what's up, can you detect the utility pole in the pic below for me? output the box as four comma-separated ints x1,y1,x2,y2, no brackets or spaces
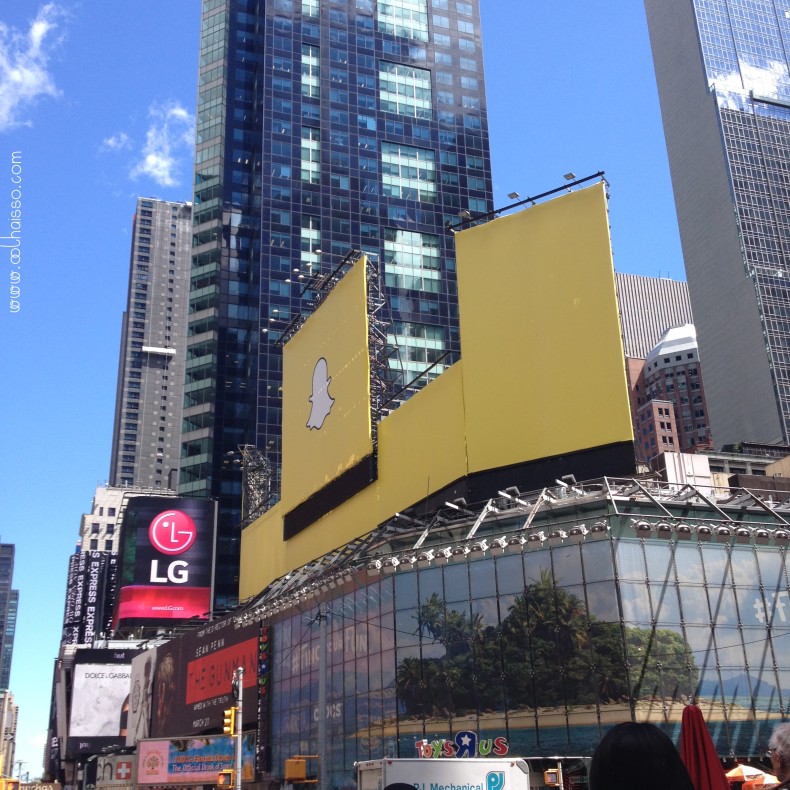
317,607,327,790
14,761,23,780
233,666,243,790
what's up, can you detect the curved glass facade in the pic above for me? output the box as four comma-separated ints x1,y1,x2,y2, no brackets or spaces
259,485,790,787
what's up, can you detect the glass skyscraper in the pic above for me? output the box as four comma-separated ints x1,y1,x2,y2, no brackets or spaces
644,0,790,450
0,544,17,691
181,0,493,607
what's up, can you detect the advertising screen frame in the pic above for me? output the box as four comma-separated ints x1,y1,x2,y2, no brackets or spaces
136,734,256,786
66,648,139,757
136,619,259,739
112,497,217,628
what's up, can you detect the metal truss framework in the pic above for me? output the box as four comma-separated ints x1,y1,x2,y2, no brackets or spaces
233,475,790,627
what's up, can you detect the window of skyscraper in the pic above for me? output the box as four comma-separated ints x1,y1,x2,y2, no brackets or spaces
379,61,432,119
381,142,436,201
301,45,320,98
377,0,429,41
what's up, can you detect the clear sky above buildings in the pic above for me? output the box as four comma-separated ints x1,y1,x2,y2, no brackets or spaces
0,0,684,778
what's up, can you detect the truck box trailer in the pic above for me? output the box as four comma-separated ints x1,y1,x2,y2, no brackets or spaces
356,758,531,790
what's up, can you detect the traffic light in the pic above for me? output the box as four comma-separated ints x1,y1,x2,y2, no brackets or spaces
223,706,236,736
544,769,561,787
217,769,235,787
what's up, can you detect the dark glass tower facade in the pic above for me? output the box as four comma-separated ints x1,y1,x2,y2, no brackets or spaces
645,0,790,449
0,545,17,690
181,0,493,607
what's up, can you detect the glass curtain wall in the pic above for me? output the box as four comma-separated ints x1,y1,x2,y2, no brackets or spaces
269,526,790,784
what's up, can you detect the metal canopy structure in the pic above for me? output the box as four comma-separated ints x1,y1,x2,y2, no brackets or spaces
233,475,790,627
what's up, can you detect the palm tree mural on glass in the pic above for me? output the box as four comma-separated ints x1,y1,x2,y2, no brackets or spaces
396,571,698,717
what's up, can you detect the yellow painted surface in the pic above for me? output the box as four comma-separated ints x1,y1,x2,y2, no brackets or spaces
456,182,633,473
376,362,468,518
240,183,633,596
281,258,372,510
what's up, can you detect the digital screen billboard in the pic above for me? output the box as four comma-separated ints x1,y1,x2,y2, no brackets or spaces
112,497,216,628
126,648,157,747
62,551,118,645
138,618,259,739
66,647,140,756
137,734,256,786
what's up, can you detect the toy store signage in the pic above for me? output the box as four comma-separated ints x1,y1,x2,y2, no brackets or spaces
416,732,509,758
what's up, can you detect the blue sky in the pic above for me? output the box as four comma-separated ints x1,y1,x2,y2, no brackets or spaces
0,0,683,778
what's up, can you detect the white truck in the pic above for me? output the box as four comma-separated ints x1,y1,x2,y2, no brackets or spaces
356,758,532,790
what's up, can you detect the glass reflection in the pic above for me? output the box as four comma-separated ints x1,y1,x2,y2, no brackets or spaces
268,536,790,774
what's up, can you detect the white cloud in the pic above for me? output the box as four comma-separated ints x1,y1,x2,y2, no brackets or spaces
712,59,790,110
101,131,130,151
0,3,65,132
130,102,195,187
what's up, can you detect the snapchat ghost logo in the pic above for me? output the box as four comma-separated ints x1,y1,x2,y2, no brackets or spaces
307,357,335,430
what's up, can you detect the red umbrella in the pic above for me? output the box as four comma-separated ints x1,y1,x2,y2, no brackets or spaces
680,704,731,790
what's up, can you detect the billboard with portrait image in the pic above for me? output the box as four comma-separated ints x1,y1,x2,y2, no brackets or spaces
147,618,259,738
66,647,140,756
112,497,217,628
126,647,157,747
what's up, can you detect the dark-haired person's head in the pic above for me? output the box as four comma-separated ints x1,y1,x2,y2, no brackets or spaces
768,722,790,783
589,722,695,790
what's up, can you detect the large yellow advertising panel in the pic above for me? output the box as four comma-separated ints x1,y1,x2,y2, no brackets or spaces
281,259,373,512
241,181,635,596
456,182,633,473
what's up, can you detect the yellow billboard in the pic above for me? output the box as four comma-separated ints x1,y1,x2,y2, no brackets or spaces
241,182,634,597
281,258,373,517
456,182,633,472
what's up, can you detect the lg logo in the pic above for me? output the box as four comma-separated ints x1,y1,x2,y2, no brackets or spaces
148,510,196,584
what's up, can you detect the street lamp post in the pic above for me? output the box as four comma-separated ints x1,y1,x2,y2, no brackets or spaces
233,667,243,790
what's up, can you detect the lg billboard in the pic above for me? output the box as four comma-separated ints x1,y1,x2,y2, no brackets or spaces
112,497,217,628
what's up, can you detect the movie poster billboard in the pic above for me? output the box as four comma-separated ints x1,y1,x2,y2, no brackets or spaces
136,734,256,786
66,648,140,756
137,618,259,739
112,497,217,628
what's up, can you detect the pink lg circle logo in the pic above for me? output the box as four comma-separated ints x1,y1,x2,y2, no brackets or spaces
149,510,197,555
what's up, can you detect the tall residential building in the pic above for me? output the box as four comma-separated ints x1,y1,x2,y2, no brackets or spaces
627,324,714,462
109,198,192,490
0,691,16,776
644,0,790,448
0,545,17,691
182,0,493,606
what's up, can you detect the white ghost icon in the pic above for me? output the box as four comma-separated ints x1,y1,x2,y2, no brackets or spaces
307,357,335,429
